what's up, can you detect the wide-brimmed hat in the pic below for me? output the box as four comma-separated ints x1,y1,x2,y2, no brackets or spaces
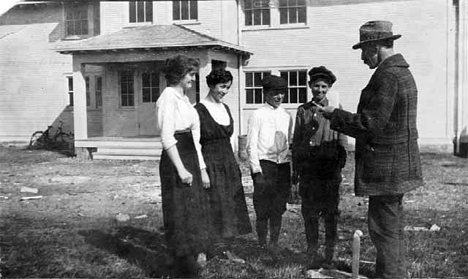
352,20,401,49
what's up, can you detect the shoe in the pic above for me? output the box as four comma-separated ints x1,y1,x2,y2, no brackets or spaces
196,253,207,268
322,259,335,270
223,250,246,264
306,251,323,270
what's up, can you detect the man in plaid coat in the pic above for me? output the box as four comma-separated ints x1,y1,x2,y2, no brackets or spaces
317,21,424,278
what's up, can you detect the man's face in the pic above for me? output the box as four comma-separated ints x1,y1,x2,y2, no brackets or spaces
265,90,285,109
361,44,379,69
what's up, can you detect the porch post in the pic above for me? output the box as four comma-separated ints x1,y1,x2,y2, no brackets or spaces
73,59,88,140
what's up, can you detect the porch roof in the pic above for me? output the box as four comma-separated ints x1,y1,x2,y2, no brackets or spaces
54,24,252,56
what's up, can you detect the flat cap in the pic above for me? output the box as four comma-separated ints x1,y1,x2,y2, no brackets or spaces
308,66,336,85
261,75,288,92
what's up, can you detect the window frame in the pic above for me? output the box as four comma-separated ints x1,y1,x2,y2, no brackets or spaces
119,70,135,108
95,76,103,108
63,2,100,39
66,76,74,107
85,76,91,107
245,71,271,105
279,0,306,25
141,70,161,103
279,69,308,104
244,0,271,27
129,1,153,24
173,0,198,22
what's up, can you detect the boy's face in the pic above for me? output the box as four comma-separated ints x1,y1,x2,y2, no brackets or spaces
309,78,330,102
264,90,285,109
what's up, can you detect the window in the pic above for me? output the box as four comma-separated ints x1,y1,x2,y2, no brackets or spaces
245,71,270,104
173,0,198,21
142,71,160,103
65,4,88,36
279,0,306,24
244,0,270,26
280,70,307,103
85,76,90,107
129,1,153,23
120,70,135,107
93,3,100,35
67,76,73,107
96,76,102,108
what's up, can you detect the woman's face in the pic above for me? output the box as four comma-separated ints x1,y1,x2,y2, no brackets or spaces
179,70,197,90
309,78,330,102
208,80,232,103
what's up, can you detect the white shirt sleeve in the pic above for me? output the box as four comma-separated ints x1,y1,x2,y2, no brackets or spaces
192,108,206,169
247,111,262,174
157,91,177,150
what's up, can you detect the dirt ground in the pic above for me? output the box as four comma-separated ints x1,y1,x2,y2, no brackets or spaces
0,143,467,278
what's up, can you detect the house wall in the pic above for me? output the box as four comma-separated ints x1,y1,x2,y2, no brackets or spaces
240,0,452,150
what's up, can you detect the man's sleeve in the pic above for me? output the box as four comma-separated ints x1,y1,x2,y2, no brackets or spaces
247,111,262,174
330,73,398,139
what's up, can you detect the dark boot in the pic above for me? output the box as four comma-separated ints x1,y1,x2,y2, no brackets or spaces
323,213,338,269
256,218,268,248
269,215,282,245
304,216,321,269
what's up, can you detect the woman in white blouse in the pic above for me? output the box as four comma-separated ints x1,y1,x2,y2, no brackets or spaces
156,55,211,278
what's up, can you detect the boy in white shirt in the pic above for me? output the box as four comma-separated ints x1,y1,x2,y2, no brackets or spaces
247,75,293,252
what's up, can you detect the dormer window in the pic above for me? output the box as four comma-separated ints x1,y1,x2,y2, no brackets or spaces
64,2,100,39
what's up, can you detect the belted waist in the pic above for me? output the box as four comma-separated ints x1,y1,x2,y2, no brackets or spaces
174,128,191,135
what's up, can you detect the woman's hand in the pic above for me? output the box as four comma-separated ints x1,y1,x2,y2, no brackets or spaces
178,168,193,186
201,168,210,189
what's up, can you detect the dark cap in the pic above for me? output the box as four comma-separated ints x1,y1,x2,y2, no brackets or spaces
261,75,288,93
308,66,336,85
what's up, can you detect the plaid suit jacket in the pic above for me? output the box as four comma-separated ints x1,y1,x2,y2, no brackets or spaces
330,54,424,196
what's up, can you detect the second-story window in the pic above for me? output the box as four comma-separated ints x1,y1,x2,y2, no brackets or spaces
65,4,88,36
129,1,153,23
244,0,270,26
173,0,198,21
279,0,306,24
280,70,307,103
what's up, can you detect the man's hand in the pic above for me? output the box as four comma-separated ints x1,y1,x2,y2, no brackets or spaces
312,101,335,119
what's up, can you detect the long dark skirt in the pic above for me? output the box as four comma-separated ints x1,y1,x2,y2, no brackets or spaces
159,131,212,259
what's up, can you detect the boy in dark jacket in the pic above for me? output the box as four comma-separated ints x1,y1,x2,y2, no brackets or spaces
292,66,347,269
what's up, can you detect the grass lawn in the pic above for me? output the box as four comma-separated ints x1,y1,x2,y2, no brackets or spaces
0,144,467,278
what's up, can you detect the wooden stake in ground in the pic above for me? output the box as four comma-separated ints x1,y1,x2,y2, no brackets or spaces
352,230,363,279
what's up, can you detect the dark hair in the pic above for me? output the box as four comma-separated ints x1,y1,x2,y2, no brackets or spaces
164,55,200,86
206,69,233,87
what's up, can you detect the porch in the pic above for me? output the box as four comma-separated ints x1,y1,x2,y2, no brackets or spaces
76,136,162,160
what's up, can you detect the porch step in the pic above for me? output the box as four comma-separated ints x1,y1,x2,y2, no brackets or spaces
92,154,160,161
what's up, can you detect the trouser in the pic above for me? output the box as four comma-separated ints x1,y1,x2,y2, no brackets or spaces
368,194,406,279
300,175,341,258
252,160,291,245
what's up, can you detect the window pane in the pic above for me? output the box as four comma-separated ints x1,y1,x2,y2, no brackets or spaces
245,0,252,9
289,7,297,24
283,90,289,103
151,72,159,86
173,0,180,20
129,2,136,22
279,0,287,7
137,1,144,22
82,20,88,35
142,72,149,87
298,6,306,23
181,0,189,20
146,1,153,22
143,88,150,102
151,89,159,102
68,77,73,91
253,9,261,25
246,89,253,104
262,9,270,25
290,71,297,85
254,72,262,86
246,73,253,87
298,0,306,5
254,89,262,104
290,88,298,103
280,8,287,24
94,3,100,35
299,88,307,103
85,77,90,106
245,10,252,26
190,0,197,19
280,71,288,82
299,71,306,85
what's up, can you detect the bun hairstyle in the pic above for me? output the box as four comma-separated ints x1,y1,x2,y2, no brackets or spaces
308,66,336,86
164,55,200,86
206,69,233,88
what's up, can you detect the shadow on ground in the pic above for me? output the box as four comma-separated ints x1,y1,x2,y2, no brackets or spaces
79,226,172,277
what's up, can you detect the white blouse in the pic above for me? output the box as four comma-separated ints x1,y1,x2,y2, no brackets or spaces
156,87,206,169
200,96,230,126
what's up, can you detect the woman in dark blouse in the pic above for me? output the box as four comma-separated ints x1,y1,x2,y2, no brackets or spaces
194,69,252,260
